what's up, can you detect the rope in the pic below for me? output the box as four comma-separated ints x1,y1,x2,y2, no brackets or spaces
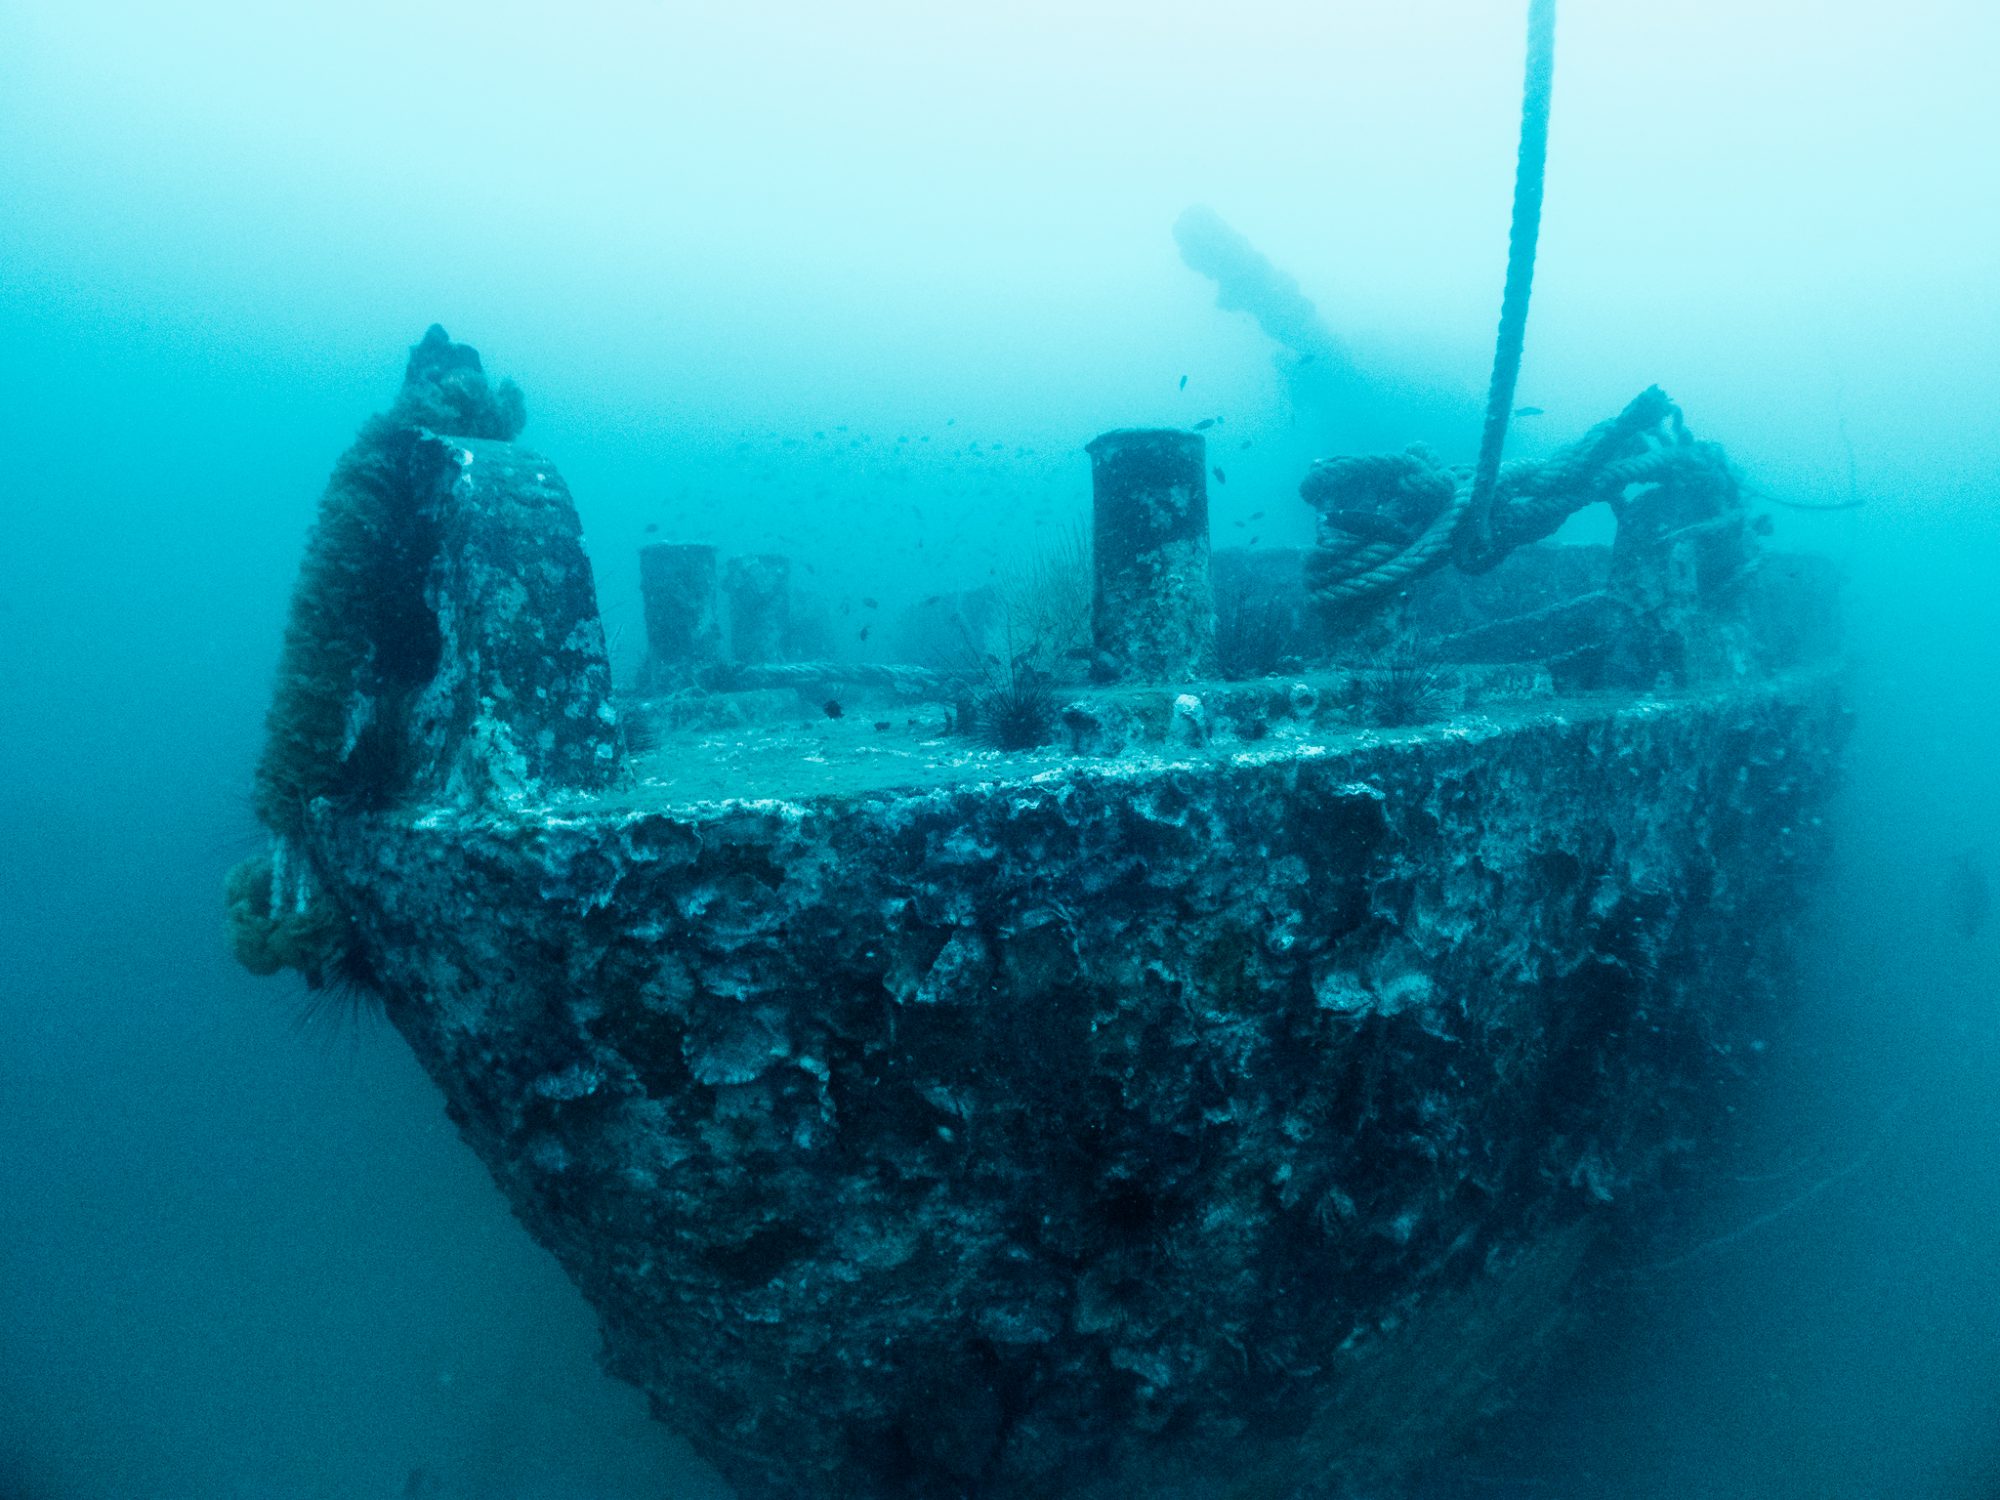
1302,388,1734,610
1463,0,1559,561
1294,4,1751,613
1302,449,1467,606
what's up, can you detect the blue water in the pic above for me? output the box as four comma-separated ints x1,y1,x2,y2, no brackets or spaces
3,2,1997,1496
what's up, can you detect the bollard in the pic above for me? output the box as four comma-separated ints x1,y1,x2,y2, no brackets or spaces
1085,428,1215,681
638,542,722,689
725,553,793,665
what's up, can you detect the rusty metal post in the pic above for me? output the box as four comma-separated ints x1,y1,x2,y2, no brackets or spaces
1085,429,1214,681
639,542,722,689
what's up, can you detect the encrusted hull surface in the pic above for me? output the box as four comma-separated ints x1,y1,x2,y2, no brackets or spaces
233,338,1848,1497
316,673,1844,1499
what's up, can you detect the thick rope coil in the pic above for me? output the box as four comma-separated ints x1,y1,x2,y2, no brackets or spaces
1302,0,1575,611
1454,386,1684,571
1302,448,1468,606
1302,388,1734,609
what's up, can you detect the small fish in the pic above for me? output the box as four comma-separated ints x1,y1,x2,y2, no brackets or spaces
1947,850,1991,938
823,699,844,719
1247,535,1260,546
1178,374,1188,391
1192,418,1217,431
1297,352,1318,365
858,625,871,641
1514,405,1544,417
643,522,659,534
1238,439,1252,450
861,597,879,610
1212,466,1227,485
873,720,892,732
1249,510,1264,520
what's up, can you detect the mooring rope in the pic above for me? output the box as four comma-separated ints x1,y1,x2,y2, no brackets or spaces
1461,0,1559,568
1625,1091,1909,1276
1303,387,1728,607
1297,2,1767,611
1300,448,1468,606
1299,0,1570,610
1296,1,1752,611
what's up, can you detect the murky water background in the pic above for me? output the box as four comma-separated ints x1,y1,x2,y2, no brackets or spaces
3,2,1996,1495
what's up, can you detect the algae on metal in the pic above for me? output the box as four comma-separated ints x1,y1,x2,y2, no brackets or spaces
252,325,526,840
222,319,1849,1499
315,669,1844,1500
226,327,619,989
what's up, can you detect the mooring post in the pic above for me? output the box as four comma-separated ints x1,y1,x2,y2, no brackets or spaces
1085,428,1215,682
725,553,793,665
638,542,722,689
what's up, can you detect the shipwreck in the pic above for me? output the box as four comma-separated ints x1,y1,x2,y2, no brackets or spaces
224,11,1846,1492
224,320,1844,1499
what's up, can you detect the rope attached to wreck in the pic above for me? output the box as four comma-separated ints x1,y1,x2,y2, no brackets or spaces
1300,0,1572,612
1297,0,1741,611
1303,387,1739,608
1464,0,1559,567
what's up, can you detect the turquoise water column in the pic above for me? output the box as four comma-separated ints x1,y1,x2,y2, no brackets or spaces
725,553,793,665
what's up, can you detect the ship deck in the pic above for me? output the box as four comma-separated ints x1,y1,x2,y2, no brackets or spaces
593,667,1820,818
